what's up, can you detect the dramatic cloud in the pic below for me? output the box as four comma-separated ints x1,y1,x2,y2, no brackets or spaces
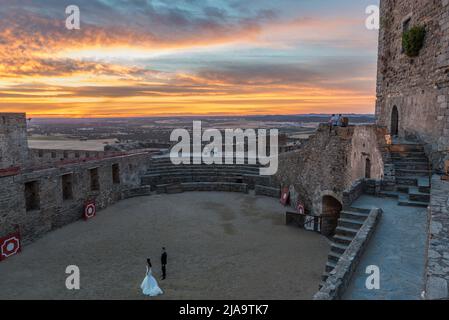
0,0,379,117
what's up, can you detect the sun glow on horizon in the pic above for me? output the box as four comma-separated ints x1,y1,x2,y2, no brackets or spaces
0,0,379,118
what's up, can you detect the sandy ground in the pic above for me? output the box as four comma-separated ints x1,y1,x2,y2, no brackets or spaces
0,192,329,300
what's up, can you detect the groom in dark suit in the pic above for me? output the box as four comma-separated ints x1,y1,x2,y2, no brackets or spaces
161,247,167,280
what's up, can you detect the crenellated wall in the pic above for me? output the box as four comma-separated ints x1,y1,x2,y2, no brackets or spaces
0,152,151,244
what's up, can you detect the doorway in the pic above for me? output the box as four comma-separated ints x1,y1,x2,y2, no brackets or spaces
391,106,399,136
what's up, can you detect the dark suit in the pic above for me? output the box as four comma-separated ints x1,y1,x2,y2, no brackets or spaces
161,252,167,279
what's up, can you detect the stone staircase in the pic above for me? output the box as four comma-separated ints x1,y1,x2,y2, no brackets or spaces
380,142,431,208
320,207,371,284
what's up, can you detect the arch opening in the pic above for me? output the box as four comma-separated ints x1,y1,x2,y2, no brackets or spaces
321,195,343,236
391,105,399,136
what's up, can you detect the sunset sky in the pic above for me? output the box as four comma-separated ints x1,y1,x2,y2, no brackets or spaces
0,0,380,118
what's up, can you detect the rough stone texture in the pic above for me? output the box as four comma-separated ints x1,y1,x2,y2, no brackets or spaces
0,152,151,244
0,113,29,169
314,208,382,300
376,0,449,169
274,124,388,215
425,175,449,299
342,179,365,208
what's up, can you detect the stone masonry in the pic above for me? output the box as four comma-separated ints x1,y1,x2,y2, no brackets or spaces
275,124,388,216
376,0,449,169
0,113,153,244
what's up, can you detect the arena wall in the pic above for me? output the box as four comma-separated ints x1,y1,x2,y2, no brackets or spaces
0,151,151,244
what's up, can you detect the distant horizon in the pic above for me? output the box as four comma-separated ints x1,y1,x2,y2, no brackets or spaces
1,0,379,117
25,113,376,121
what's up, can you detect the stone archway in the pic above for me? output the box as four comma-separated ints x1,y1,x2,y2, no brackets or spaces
321,195,343,236
391,105,399,136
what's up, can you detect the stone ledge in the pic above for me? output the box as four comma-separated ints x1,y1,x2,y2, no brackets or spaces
425,175,449,300
123,186,152,199
313,208,382,300
156,182,249,194
255,185,280,198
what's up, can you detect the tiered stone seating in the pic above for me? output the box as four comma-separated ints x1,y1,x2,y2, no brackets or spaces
140,156,276,194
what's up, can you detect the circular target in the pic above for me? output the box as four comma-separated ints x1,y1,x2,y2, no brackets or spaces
1,236,20,258
84,202,96,219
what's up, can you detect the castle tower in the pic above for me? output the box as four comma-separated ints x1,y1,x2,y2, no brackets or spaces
0,113,29,169
376,0,449,160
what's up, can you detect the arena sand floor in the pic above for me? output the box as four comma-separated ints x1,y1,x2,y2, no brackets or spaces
0,192,330,300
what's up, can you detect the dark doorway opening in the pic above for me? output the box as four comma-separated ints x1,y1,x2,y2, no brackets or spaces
391,105,399,136
25,181,40,211
62,174,74,201
365,158,372,179
321,196,343,236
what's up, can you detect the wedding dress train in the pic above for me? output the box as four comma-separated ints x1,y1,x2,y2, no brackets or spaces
141,266,163,296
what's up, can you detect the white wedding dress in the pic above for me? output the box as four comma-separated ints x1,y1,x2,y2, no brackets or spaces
141,266,163,296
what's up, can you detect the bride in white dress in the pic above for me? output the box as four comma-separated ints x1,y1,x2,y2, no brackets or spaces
141,259,163,297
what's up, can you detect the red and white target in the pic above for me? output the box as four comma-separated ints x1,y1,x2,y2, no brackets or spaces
280,187,290,206
0,232,21,261
296,202,305,215
84,201,96,220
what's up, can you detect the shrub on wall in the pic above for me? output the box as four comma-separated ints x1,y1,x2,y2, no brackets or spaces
402,26,426,57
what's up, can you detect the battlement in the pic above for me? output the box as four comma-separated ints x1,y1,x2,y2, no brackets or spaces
0,113,29,169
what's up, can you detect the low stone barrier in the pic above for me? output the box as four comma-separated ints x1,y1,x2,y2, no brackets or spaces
156,182,249,194
425,175,449,300
363,179,382,196
255,185,280,198
313,208,382,300
342,179,364,208
123,186,152,199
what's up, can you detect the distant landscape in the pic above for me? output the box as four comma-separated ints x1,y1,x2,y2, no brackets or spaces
28,114,375,151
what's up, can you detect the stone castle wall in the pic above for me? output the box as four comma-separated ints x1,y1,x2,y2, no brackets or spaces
0,113,153,244
274,124,388,215
0,152,150,243
0,113,29,169
376,0,449,168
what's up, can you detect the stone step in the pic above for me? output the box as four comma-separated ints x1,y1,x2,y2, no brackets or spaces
328,251,342,263
333,234,353,246
340,210,369,221
330,242,348,255
396,169,430,177
335,226,358,237
398,195,429,208
408,187,430,203
395,185,410,193
417,178,431,192
321,273,329,283
390,154,427,161
394,162,429,170
396,177,418,186
378,190,400,199
346,207,371,214
325,260,337,273
389,144,424,152
338,217,364,229
166,184,184,194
